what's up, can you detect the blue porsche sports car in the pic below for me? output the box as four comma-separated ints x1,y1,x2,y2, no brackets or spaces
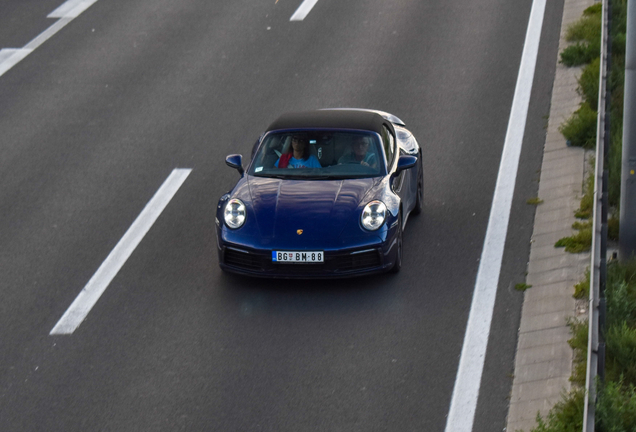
216,109,423,278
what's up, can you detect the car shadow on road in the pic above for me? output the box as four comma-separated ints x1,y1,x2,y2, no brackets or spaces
214,270,404,318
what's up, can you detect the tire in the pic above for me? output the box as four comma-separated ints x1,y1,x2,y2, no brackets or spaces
390,212,403,273
412,160,423,215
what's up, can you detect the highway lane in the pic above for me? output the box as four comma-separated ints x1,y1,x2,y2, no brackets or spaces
0,1,62,48
0,0,563,430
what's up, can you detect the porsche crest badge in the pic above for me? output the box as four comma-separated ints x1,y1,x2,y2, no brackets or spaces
297,229,303,235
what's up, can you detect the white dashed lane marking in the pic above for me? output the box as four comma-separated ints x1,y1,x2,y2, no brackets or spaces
290,0,320,21
0,0,99,78
1,0,318,77
50,169,192,335
48,0,99,18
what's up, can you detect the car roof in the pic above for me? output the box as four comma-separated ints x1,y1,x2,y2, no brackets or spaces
265,109,387,135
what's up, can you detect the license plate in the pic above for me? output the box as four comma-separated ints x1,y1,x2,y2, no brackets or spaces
272,251,324,263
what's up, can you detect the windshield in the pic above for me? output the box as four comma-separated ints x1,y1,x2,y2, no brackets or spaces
248,130,385,179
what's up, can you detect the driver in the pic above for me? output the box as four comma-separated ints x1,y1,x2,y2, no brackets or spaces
338,136,377,168
275,134,322,169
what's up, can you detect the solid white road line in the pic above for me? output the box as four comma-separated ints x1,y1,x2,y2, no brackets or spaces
50,169,192,335
443,0,547,430
290,0,320,21
0,1,99,78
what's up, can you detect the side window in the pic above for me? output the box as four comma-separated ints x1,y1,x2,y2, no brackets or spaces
382,125,396,167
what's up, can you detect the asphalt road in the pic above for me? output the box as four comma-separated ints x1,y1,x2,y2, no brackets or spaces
0,0,564,430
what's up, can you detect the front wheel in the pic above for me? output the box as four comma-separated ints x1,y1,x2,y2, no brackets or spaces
390,213,403,273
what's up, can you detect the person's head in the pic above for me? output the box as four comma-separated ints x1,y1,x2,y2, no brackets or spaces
291,134,310,159
352,136,370,157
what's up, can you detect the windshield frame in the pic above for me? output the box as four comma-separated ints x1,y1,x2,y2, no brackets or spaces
247,128,387,180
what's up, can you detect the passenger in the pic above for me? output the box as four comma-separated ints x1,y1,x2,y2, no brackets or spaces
276,135,321,168
338,136,377,168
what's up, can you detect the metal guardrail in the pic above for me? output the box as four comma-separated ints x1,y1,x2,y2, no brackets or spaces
582,0,611,430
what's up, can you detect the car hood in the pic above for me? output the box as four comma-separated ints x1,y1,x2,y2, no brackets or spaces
247,176,378,240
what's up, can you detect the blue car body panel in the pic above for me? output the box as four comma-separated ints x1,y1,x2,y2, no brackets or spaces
216,109,422,279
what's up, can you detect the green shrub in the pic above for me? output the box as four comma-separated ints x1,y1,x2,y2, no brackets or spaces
612,31,627,57
568,318,589,386
608,260,636,282
561,44,598,67
576,167,595,219
578,58,600,109
610,59,626,110
598,257,636,429
605,322,636,386
607,261,636,318
607,279,636,330
566,3,601,41
555,221,593,253
527,197,544,205
559,104,597,149
596,380,636,432
606,261,636,327
574,268,590,299
611,0,628,45
560,3,602,66
609,216,620,241
530,388,585,432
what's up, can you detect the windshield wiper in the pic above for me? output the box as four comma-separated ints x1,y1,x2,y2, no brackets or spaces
320,175,374,180
253,173,287,179
253,174,372,180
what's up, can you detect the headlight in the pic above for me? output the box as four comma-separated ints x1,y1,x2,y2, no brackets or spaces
224,199,246,229
361,200,387,231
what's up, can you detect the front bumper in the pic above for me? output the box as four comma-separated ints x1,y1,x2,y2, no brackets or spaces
219,244,393,279
215,212,401,279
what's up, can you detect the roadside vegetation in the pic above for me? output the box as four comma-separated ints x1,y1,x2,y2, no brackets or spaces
524,1,636,431
596,261,636,431
529,260,636,432
527,197,544,205
555,0,626,252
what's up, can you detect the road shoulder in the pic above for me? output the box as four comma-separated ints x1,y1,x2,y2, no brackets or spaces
505,0,594,430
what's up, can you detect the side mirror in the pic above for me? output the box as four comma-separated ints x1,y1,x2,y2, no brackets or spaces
226,154,244,176
395,155,417,174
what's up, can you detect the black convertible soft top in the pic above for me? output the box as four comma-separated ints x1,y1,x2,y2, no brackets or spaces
266,109,387,135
